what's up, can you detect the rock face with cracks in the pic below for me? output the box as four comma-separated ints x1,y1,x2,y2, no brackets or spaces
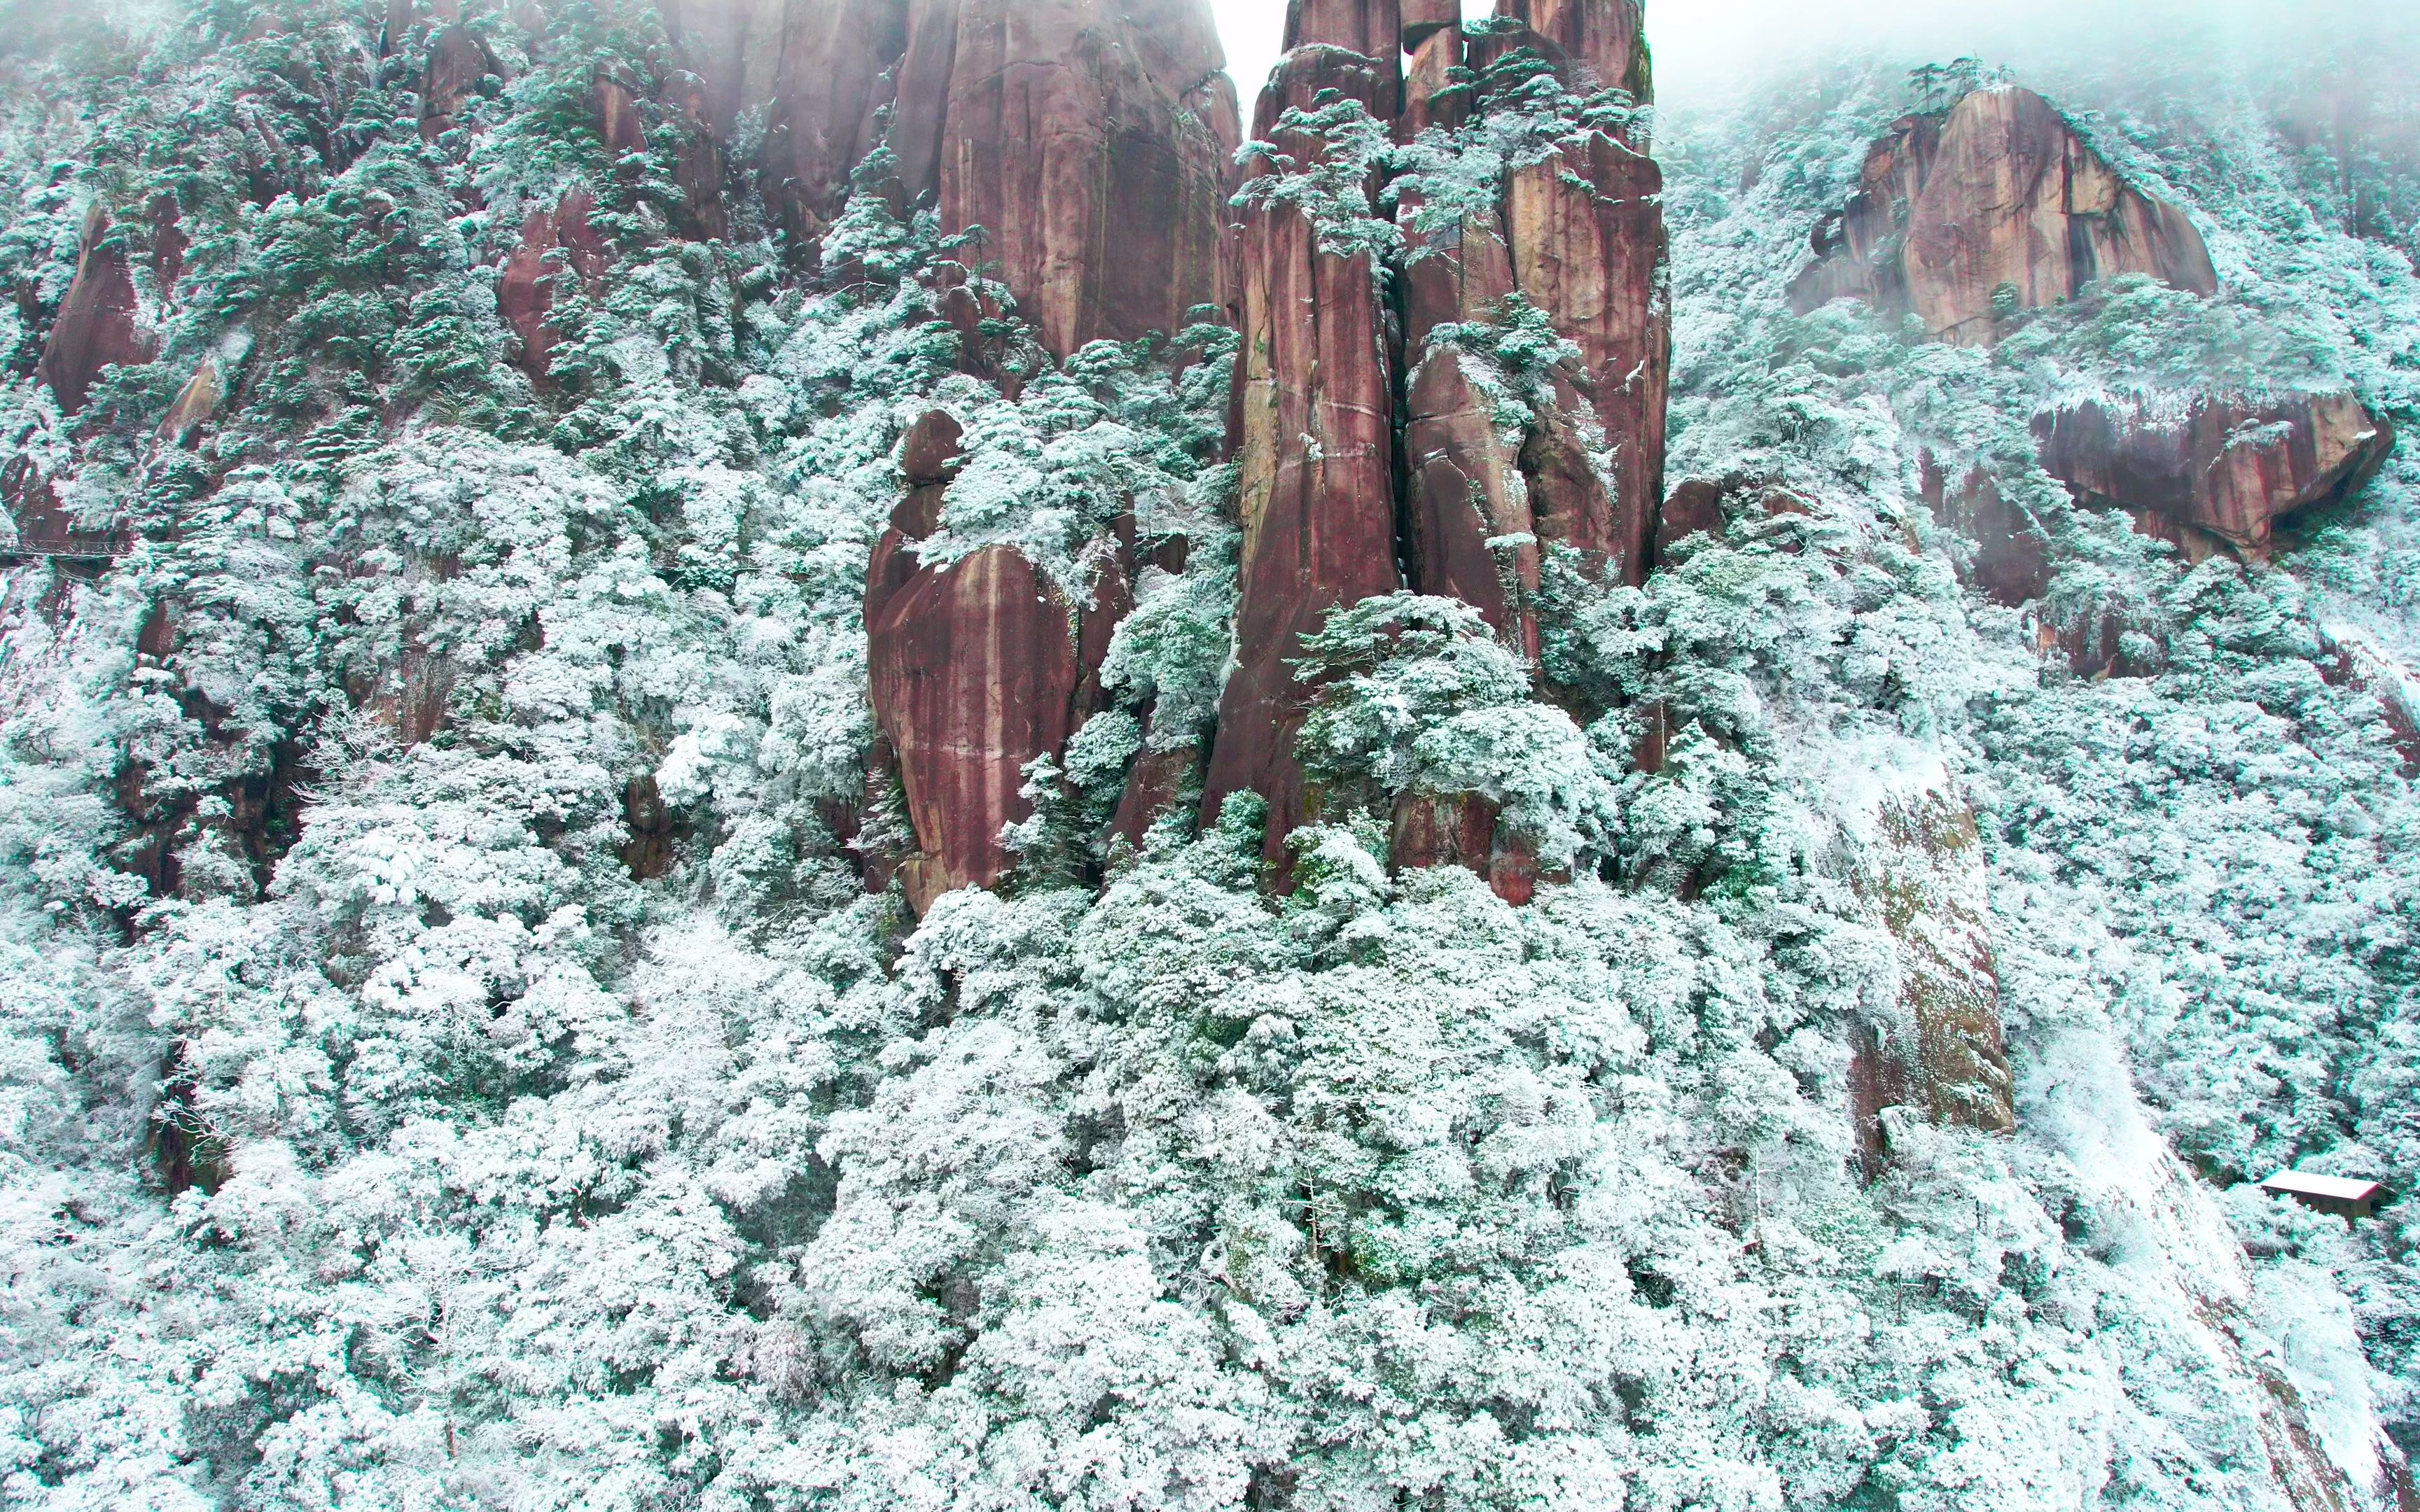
1199,196,1404,870
1491,0,1651,104
1790,85,2218,344
866,438,1085,915
496,188,609,381
1200,0,1669,892
2033,390,2395,560
1503,129,1669,578
723,0,1239,357
35,209,153,415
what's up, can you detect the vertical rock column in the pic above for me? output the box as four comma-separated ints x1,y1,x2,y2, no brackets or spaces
1199,188,1403,867
1504,130,1669,583
866,414,1087,915
1205,0,1671,883
36,209,155,415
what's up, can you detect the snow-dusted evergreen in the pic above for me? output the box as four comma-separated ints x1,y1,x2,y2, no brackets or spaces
0,0,2416,1507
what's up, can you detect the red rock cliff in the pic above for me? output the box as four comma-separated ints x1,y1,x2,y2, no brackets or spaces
1203,0,1669,885
1505,129,1668,582
1199,192,1403,868
1491,0,1650,103
725,0,1239,356
36,209,155,415
2033,391,2393,560
868,531,1084,916
1791,87,2217,345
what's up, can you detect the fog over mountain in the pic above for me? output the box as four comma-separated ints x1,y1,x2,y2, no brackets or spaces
1214,0,2420,106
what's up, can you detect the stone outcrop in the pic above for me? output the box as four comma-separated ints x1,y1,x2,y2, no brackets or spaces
1790,87,2218,345
496,188,609,379
1199,0,1669,890
735,0,1239,356
661,70,731,242
1490,0,1650,102
1199,193,1403,869
864,410,1110,913
1390,792,1541,905
1399,24,1468,137
592,62,649,160
2033,391,2394,559
1403,350,1539,659
36,209,154,415
1654,476,1725,561
753,0,905,237
900,0,1239,358
1847,780,2017,1173
1918,454,2050,607
1281,0,1400,117
1504,130,1667,579
155,362,223,449
868,541,1083,915
419,23,498,141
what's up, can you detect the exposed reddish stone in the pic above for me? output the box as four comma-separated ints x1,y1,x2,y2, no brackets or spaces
592,64,650,159
1515,387,1622,575
1504,130,1667,584
1282,0,1401,118
1404,348,1540,660
36,210,154,416
156,361,223,449
1654,477,1726,564
420,24,499,141
1109,742,1199,849
658,0,785,137
898,409,964,485
380,0,414,55
1399,26,1468,138
1076,519,1138,720
1491,0,1650,102
1400,0,1458,44
922,261,1012,378
2033,391,2393,559
1918,454,2050,606
868,542,1082,913
891,0,1239,357
1146,533,1191,575
754,0,903,239
1791,87,2218,346
1847,784,2016,1175
661,69,730,242
1392,790,1495,876
1251,45,1393,171
496,187,609,379
1199,197,1401,871
1400,202,1515,356
1390,791,1540,904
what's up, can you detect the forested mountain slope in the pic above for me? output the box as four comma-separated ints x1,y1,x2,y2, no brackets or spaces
0,0,2415,1508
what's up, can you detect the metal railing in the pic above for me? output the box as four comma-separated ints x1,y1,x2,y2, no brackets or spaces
1,528,134,561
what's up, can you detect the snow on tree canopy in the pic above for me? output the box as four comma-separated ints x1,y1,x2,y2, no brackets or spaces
0,0,2416,1508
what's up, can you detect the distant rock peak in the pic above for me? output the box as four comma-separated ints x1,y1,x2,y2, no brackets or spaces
1790,85,2216,344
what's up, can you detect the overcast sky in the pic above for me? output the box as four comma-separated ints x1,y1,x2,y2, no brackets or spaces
1205,0,2412,113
